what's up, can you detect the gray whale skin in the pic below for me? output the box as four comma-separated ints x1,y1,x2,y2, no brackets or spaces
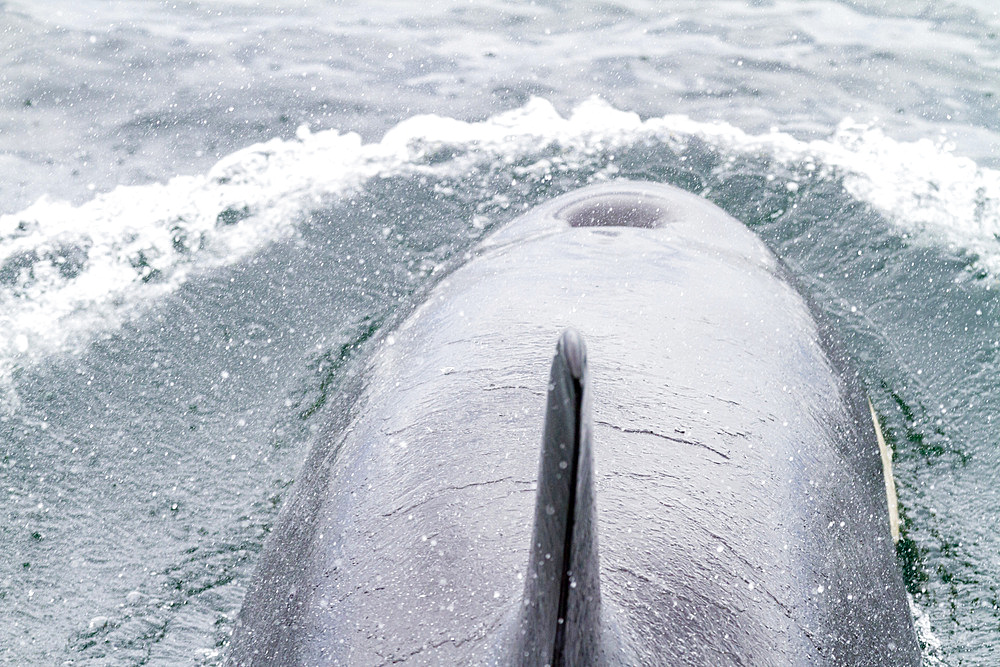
227,181,921,665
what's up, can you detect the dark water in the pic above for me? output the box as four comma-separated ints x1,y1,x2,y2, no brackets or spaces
3,1,1000,664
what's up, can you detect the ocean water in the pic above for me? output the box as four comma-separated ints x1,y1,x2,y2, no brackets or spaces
2,0,999,663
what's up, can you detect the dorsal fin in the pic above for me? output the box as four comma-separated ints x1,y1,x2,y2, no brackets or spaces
513,329,603,666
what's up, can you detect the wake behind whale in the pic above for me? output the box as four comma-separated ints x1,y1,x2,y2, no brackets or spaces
228,181,919,664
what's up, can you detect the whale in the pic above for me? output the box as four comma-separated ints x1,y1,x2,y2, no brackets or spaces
227,181,921,664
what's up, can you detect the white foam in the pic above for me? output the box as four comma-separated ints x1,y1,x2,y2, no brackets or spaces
3,97,997,412
908,594,945,666
0,126,392,411
390,99,1000,285
650,111,1000,278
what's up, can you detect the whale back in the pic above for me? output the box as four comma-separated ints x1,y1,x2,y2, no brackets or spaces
228,182,919,665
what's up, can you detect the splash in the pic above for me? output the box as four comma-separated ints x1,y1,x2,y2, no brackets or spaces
2,97,996,411
909,594,945,666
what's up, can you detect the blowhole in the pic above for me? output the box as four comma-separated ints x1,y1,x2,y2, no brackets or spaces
559,195,670,228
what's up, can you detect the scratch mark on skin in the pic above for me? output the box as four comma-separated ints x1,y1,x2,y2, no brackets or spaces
639,513,816,645
380,477,532,518
375,616,503,665
708,394,741,407
595,420,731,460
483,384,544,396
608,551,814,643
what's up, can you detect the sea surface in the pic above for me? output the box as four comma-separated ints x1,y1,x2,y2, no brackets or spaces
2,1,999,664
